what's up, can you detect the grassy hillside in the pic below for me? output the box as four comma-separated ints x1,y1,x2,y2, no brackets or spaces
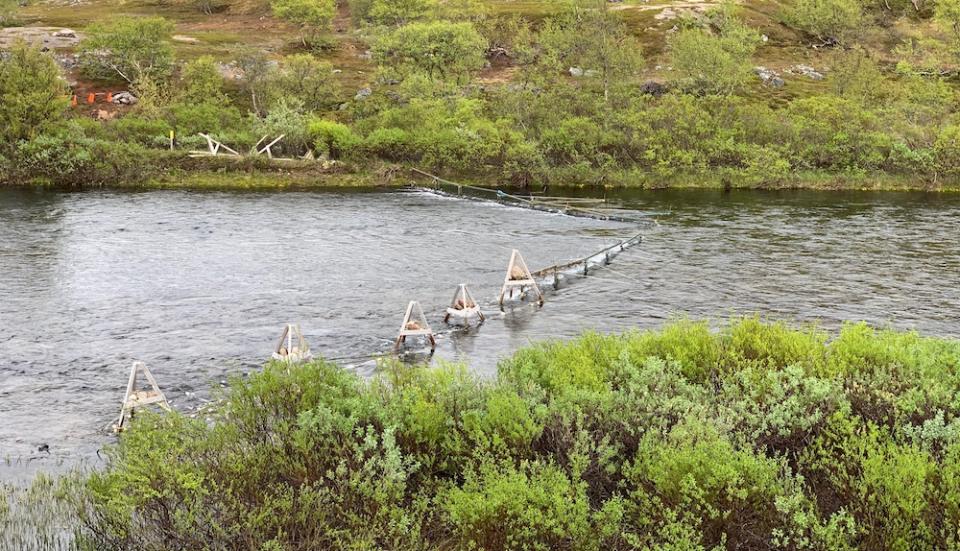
3,0,960,188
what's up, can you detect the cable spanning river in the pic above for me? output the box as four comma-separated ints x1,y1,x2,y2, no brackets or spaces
1,186,959,479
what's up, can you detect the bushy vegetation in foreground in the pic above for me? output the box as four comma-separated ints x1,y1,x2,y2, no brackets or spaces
71,318,960,550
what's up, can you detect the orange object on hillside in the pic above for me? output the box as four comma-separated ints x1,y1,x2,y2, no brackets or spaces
70,95,78,107
106,92,113,103
87,93,95,104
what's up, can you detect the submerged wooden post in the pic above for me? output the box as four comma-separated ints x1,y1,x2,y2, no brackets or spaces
444,283,485,326
272,323,313,364
395,300,437,352
498,249,544,307
114,361,171,433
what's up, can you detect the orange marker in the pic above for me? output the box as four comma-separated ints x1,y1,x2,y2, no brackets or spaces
106,92,113,103
70,95,78,107
87,93,95,104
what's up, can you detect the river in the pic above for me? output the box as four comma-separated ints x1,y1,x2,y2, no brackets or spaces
1,186,959,479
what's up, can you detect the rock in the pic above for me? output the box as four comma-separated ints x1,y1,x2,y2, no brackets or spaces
639,80,668,96
216,62,242,80
112,91,138,105
787,64,824,80
754,66,785,88
354,87,372,101
761,34,768,42
358,49,372,60
53,29,76,38
488,46,510,59
38,443,49,453
568,67,597,78
172,35,200,44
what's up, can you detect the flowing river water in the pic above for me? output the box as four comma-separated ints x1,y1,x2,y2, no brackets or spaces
1,186,959,479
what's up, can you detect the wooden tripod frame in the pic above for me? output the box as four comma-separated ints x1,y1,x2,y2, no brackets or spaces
395,300,437,351
498,249,544,306
444,283,485,326
272,323,313,363
114,361,171,433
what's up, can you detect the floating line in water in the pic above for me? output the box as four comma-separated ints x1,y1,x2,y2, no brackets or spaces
407,167,657,224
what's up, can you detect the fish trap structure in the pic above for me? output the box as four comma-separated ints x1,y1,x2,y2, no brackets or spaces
395,300,437,352
114,361,171,433
408,167,648,223
529,231,644,288
444,283,485,326
272,323,313,363
499,249,545,306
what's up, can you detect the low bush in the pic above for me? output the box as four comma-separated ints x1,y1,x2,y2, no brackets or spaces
71,318,960,549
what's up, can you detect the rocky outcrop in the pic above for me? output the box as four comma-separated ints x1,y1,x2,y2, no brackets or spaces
754,66,784,88
786,64,825,80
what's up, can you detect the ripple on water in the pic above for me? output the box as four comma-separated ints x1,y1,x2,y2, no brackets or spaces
1,186,959,479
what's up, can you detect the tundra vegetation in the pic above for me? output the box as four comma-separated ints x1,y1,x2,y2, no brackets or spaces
5,317,960,549
3,0,960,188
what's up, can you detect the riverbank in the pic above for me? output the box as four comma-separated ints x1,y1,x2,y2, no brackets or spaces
6,162,960,193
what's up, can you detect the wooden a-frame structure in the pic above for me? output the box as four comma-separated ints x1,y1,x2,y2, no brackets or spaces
498,249,544,306
272,323,313,363
444,283,485,326
394,300,437,352
114,361,171,433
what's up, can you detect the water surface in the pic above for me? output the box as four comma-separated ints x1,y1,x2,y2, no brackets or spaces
1,186,958,478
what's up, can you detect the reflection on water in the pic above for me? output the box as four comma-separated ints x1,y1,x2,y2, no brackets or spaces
1,186,959,478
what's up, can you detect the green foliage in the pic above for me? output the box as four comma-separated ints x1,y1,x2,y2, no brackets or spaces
6,123,168,185
307,118,359,159
369,0,435,25
0,0,18,26
64,319,960,549
254,97,312,155
271,0,336,40
373,21,486,82
0,41,68,147
669,15,760,95
268,53,340,112
441,460,608,550
538,4,644,100
936,0,960,54
784,0,864,44
78,16,174,84
178,55,227,105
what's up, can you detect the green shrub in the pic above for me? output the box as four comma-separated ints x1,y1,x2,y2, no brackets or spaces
441,459,610,551
307,118,359,160
78,17,174,84
783,0,864,44
8,130,167,185
66,319,960,549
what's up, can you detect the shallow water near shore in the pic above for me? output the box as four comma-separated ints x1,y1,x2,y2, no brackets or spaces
2,185,959,480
